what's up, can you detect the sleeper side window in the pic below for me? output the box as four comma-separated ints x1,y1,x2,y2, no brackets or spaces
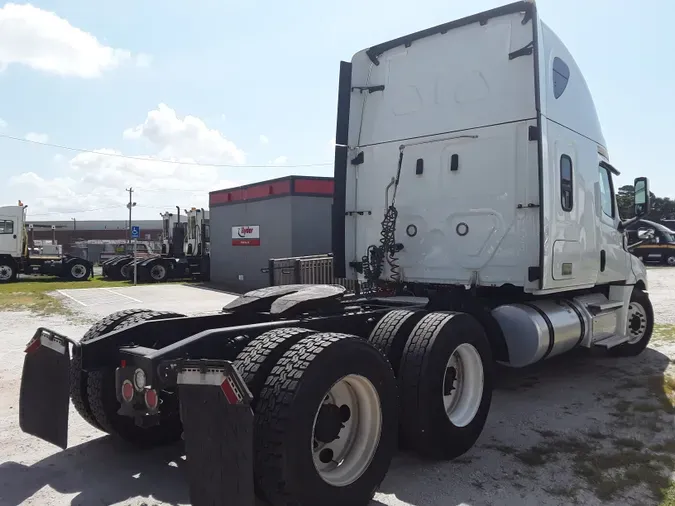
553,57,570,99
598,165,616,219
560,155,573,212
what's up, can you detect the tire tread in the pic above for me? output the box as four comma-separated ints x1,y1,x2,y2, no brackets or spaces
70,308,152,429
86,310,185,444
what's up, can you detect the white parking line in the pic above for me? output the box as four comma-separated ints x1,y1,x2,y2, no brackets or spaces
57,290,88,307
103,288,142,303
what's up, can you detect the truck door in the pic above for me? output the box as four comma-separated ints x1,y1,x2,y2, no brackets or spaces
595,161,628,283
0,216,20,256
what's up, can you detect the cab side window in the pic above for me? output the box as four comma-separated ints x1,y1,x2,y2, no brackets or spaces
598,165,615,219
0,220,14,234
560,155,573,211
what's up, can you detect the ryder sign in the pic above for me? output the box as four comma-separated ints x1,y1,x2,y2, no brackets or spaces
232,225,260,246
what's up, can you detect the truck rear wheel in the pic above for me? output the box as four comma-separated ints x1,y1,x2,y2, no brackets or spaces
398,311,493,460
609,288,654,357
147,262,168,282
232,327,317,407
86,310,186,445
67,259,91,281
368,309,427,375
120,262,132,280
71,309,153,430
254,333,397,506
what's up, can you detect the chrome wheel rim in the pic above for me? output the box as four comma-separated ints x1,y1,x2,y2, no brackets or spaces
150,264,166,280
71,264,87,279
443,343,484,427
311,374,382,487
627,302,648,344
0,264,13,281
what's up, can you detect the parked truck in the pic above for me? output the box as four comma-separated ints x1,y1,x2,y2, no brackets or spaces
101,207,210,283
18,3,655,506
626,219,675,265
0,204,93,283
100,242,157,280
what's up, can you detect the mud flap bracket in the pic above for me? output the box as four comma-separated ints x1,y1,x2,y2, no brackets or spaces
176,359,255,506
19,328,72,449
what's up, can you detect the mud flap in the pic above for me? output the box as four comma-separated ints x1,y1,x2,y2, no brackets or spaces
19,329,71,449
176,360,255,506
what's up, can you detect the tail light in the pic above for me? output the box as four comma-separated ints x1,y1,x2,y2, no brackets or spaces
144,389,159,410
121,380,134,403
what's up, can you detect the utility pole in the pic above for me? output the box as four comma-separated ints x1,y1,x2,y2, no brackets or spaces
126,187,136,243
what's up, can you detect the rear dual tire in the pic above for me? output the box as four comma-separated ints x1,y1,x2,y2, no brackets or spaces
368,309,494,460
72,309,186,446
256,334,397,506
237,329,398,506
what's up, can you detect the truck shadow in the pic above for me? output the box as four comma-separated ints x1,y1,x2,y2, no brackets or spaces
374,346,674,506
1,347,671,506
0,438,189,506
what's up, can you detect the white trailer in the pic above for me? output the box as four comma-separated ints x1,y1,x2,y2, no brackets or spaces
17,2,655,505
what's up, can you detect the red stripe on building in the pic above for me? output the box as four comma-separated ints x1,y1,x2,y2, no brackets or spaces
210,180,292,206
210,176,334,206
294,178,334,195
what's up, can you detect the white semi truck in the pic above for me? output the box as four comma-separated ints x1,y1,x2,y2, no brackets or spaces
18,3,654,506
0,203,93,283
101,206,210,282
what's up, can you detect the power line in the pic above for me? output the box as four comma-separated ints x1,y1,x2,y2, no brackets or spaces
0,133,333,168
28,205,123,217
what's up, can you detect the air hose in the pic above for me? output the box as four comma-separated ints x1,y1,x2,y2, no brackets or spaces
362,147,404,285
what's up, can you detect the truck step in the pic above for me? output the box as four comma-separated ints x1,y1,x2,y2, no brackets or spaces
593,334,629,349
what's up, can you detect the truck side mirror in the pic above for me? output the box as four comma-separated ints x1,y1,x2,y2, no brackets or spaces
634,177,650,217
637,228,655,241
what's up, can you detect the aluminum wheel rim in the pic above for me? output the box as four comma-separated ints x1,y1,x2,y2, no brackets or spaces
443,343,484,427
0,265,13,281
311,374,382,487
667,256,675,266
150,265,166,280
71,264,87,279
627,302,648,344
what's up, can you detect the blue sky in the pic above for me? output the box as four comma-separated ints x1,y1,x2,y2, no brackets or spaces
0,0,672,220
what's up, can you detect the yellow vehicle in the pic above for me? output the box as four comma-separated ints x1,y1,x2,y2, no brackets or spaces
628,219,675,266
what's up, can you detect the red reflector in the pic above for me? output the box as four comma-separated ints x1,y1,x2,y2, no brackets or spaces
121,380,134,402
25,339,40,354
220,378,240,405
120,359,127,368
144,389,158,410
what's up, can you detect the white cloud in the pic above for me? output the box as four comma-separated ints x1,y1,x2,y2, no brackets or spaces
9,105,248,219
0,3,147,78
271,155,288,165
25,132,49,143
259,134,269,145
0,118,6,128
123,103,246,164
